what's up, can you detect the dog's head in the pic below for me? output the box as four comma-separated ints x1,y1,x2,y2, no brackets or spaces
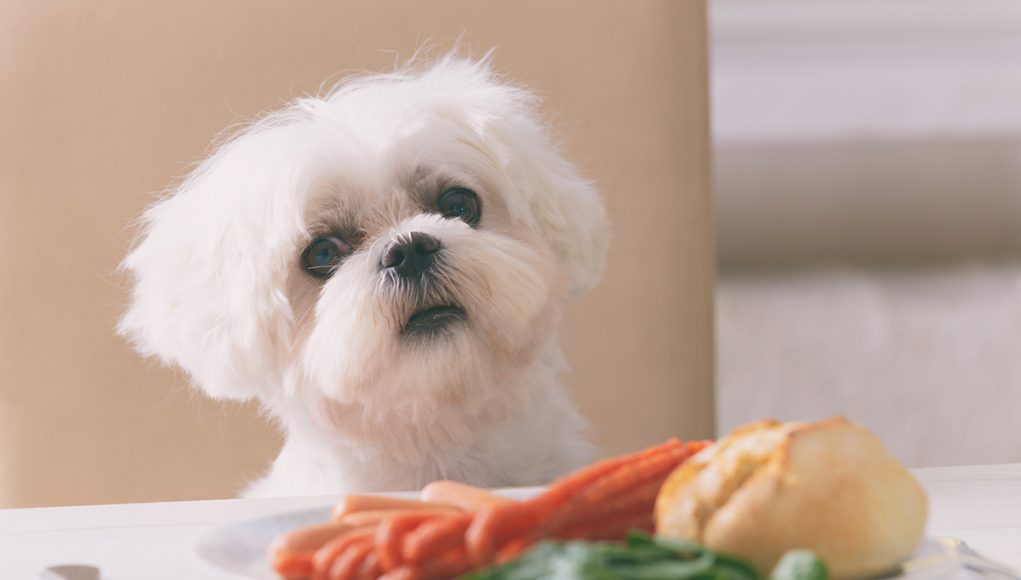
120,56,606,423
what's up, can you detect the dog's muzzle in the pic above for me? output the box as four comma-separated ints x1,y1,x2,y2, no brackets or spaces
380,232,440,280
380,231,468,337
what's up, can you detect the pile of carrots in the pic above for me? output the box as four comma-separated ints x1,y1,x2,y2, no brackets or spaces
271,438,710,580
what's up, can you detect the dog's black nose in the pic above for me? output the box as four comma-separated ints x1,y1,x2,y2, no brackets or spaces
381,232,441,279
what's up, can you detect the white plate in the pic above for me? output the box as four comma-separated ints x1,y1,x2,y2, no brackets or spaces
195,488,541,579
197,505,332,580
195,494,1013,579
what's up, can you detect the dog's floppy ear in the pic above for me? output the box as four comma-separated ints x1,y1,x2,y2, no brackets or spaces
417,56,608,296
119,123,305,401
509,134,608,296
436,58,608,296
488,102,608,297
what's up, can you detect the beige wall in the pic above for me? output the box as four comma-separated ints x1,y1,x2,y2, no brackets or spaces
0,1,712,507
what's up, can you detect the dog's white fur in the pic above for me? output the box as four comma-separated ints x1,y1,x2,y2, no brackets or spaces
119,55,607,496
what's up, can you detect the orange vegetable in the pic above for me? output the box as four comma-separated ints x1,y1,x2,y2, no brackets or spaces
529,438,684,519
269,438,712,580
375,511,443,572
465,501,541,565
312,528,376,580
356,552,382,580
416,547,474,580
332,495,461,521
493,537,530,564
338,508,454,528
420,481,512,512
270,521,357,579
376,567,415,580
324,538,374,580
539,441,708,536
402,513,473,564
466,439,692,564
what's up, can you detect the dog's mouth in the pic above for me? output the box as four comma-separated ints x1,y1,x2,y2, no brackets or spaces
402,304,467,337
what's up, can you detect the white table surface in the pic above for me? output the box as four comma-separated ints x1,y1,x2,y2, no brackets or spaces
1,464,1019,579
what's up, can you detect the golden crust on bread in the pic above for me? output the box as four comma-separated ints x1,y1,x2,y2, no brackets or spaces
655,417,927,579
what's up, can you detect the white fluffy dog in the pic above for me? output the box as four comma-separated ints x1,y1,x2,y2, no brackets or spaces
119,55,607,497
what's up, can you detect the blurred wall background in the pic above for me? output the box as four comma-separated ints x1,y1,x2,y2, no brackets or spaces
713,0,1021,466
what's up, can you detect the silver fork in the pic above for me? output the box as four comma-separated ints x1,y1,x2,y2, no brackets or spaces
898,538,1020,579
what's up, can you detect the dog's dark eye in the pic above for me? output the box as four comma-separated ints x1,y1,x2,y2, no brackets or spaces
438,188,481,226
301,236,351,279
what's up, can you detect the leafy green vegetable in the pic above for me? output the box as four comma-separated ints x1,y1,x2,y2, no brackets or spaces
769,550,828,580
462,532,828,580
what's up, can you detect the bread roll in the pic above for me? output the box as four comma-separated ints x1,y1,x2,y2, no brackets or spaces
655,418,927,578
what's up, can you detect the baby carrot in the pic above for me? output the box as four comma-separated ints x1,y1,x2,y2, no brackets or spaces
402,513,472,564
324,537,374,580
332,495,461,521
270,521,356,579
538,477,664,537
312,527,376,580
544,440,705,533
420,481,512,512
532,439,684,516
355,552,381,580
416,547,474,580
377,567,416,580
465,501,542,565
375,511,443,572
338,507,456,528
494,537,530,564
